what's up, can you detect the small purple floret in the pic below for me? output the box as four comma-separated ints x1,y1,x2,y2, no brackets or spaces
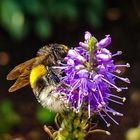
96,35,112,48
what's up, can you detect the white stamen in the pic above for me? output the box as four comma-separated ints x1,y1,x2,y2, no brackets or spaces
108,72,130,83
106,97,123,105
103,110,119,125
52,66,67,69
99,112,111,127
102,78,122,92
122,97,126,102
93,94,101,105
97,85,104,103
107,93,126,101
88,97,91,118
115,69,121,74
106,106,123,116
106,131,111,135
113,87,128,90
112,51,122,57
115,63,130,68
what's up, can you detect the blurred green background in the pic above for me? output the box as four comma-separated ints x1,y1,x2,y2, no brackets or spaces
0,0,140,139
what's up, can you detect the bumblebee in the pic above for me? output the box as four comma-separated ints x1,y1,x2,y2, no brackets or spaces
7,44,68,112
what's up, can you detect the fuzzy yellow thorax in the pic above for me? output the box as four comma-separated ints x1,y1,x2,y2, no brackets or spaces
30,64,47,89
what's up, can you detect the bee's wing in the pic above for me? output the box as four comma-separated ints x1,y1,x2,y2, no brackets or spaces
7,58,36,92
7,58,36,80
8,71,30,92
7,55,49,92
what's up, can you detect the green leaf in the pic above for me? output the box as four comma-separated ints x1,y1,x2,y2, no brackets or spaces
0,0,27,39
0,100,20,133
18,0,43,16
90,0,104,14
47,1,77,19
36,105,55,124
87,9,102,28
86,0,104,28
35,18,52,39
126,125,140,140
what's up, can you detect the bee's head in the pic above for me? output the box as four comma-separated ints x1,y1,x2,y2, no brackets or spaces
51,44,69,60
30,65,47,89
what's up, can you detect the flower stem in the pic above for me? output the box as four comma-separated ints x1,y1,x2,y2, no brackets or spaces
87,37,97,71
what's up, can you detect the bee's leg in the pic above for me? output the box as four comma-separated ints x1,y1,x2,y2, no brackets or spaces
54,113,66,129
44,125,54,139
54,136,58,140
60,112,65,118
53,131,58,139
54,113,60,129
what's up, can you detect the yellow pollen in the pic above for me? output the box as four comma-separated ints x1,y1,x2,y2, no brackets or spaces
30,64,47,89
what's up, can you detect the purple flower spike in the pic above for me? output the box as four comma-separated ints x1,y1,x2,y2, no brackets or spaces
58,31,130,127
